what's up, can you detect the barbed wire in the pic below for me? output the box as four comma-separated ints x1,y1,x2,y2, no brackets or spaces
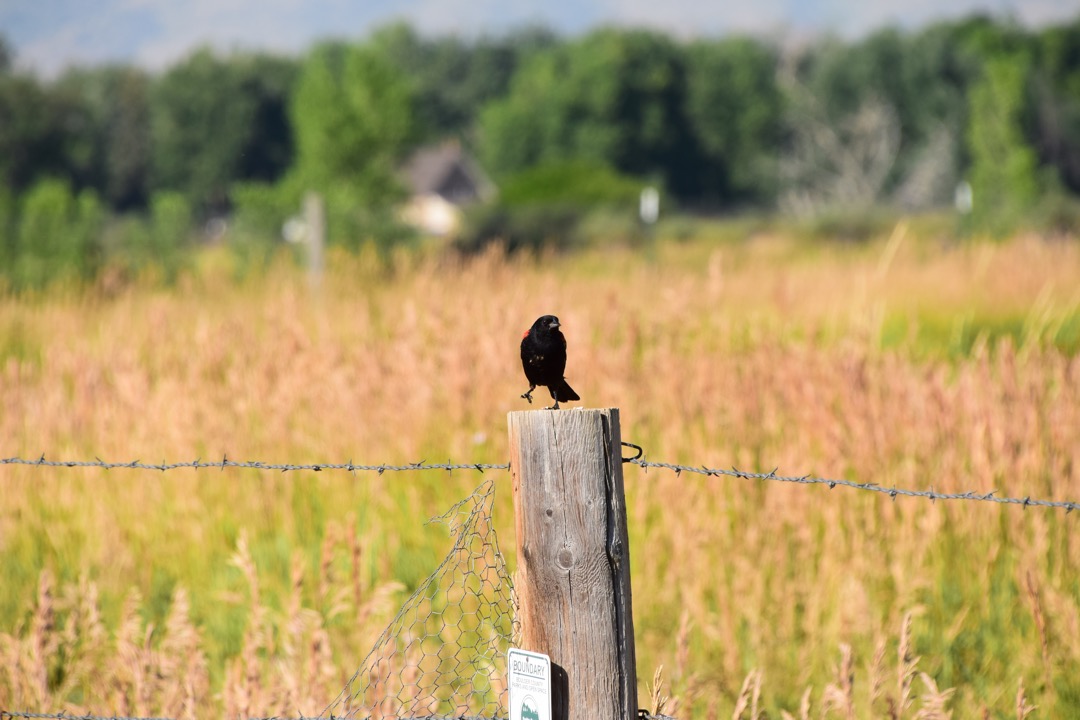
0,455,509,474
3,450,1077,513
0,713,181,720
0,712,673,720
0,713,174,720
0,713,506,720
5,446,1073,720
624,457,1079,513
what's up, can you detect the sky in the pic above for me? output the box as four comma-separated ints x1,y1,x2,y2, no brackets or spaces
2,0,1079,77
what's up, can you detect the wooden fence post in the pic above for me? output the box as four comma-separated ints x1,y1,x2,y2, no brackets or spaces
303,191,324,290
507,408,638,720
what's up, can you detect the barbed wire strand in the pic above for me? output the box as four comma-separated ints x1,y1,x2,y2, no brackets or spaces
0,712,673,720
4,447,1073,720
3,451,1077,513
0,456,509,474
625,457,1079,513
0,714,180,720
0,712,507,720
0,716,673,720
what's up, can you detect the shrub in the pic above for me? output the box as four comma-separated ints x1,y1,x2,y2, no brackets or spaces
459,160,646,253
498,160,642,207
10,179,103,290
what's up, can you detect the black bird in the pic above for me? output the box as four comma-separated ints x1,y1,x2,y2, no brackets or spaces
520,315,580,410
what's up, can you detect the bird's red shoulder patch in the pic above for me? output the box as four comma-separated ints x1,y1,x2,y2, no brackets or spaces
522,329,530,339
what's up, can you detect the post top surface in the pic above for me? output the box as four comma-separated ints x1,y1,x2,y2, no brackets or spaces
507,407,619,417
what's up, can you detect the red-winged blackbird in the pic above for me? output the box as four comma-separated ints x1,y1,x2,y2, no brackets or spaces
520,315,580,410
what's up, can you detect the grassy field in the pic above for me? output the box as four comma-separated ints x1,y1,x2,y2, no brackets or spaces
1,221,1078,718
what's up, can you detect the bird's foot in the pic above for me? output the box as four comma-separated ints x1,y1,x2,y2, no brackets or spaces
546,401,561,410
521,389,534,404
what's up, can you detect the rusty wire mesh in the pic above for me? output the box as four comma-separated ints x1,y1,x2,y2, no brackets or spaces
322,479,516,719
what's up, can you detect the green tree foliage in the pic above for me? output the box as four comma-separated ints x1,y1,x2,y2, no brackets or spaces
480,28,700,198
966,52,1041,234
11,180,103,289
782,19,1031,211
0,35,11,71
228,181,291,273
461,160,645,253
283,40,417,249
1032,19,1080,193
779,40,902,214
2,16,1080,283
52,66,153,210
151,49,297,215
106,70,153,210
792,31,930,200
0,186,14,277
98,191,194,284
499,160,642,206
16,180,74,286
0,71,74,194
684,36,783,204
291,41,415,199
899,20,990,141
371,23,556,141
148,192,193,283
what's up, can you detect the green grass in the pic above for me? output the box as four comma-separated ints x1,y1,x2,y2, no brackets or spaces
880,310,1080,358
1,227,1078,718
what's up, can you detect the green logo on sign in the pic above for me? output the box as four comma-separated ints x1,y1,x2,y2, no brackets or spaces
521,696,540,720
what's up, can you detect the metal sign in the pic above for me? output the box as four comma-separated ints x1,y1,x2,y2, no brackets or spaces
640,186,660,224
508,648,552,720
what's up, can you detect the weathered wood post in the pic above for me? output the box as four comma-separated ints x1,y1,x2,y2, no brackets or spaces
303,191,325,290
508,408,638,720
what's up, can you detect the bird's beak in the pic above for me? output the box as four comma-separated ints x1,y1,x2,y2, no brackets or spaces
550,320,560,329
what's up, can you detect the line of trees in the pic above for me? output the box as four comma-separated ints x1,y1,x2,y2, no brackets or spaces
1,15,1079,287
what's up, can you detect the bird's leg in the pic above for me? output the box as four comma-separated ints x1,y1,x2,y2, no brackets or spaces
520,385,536,403
546,400,561,410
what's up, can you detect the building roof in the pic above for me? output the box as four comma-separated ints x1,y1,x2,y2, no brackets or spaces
401,141,495,205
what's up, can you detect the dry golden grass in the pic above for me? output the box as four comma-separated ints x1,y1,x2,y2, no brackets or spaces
1,227,1078,717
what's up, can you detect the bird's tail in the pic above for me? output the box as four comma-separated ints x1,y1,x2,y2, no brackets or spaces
554,379,580,402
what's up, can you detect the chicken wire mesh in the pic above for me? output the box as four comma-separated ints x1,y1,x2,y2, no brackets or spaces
323,479,516,719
